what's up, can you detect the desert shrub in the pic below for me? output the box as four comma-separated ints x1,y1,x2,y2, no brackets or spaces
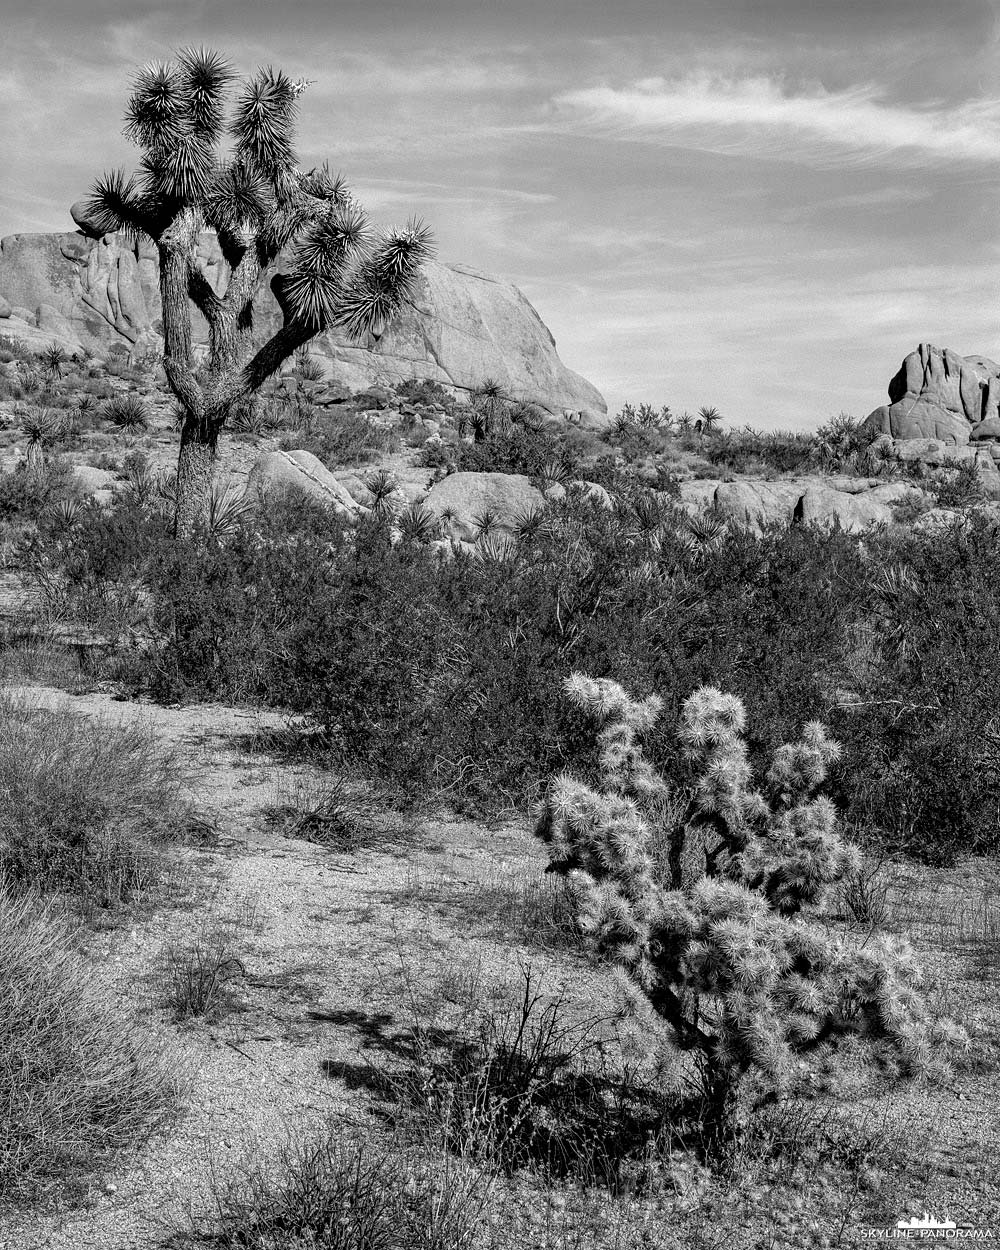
0,336,32,364
387,967,668,1186
425,424,578,481
73,473,998,860
705,428,816,475
173,1128,489,1250
263,772,420,852
278,409,399,467
0,691,188,905
924,460,986,509
830,515,1000,861
394,376,455,409
0,459,76,521
0,882,180,1206
535,675,966,1155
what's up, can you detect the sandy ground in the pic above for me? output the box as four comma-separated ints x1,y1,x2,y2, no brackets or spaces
0,686,998,1248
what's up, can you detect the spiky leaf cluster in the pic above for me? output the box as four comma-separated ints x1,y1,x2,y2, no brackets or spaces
86,47,434,344
535,674,965,1117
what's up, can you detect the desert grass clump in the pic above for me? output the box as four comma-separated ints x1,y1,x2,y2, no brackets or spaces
264,773,418,854
160,931,246,1022
535,674,968,1156
0,691,188,906
0,882,181,1206
173,1128,490,1250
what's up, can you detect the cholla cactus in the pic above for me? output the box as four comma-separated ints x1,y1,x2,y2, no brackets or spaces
536,674,965,1153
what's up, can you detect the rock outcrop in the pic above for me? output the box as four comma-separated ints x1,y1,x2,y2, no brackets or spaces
0,220,607,427
679,476,930,533
865,343,1000,445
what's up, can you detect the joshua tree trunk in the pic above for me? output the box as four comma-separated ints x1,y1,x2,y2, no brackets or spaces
175,412,221,536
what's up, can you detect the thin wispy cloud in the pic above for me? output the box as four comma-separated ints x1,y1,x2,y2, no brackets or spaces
552,73,1000,166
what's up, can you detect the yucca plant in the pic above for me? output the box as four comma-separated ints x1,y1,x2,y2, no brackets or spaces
540,460,572,491
206,480,254,538
49,497,83,533
84,46,434,535
535,675,967,1157
511,503,549,542
472,508,501,539
22,412,65,478
364,468,399,516
475,532,518,563
396,501,440,545
122,460,157,507
102,393,151,430
469,378,511,443
39,342,69,379
292,346,325,382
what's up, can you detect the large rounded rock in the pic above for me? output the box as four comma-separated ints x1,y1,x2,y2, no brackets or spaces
72,464,117,495
796,481,925,531
247,449,363,517
70,200,106,239
0,296,10,318
713,480,804,527
424,471,545,542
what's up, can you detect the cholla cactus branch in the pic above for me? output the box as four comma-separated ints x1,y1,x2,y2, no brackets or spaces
535,673,965,1154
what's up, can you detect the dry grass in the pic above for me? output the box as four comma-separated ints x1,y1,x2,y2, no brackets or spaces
0,688,190,907
0,882,182,1209
263,771,422,854
167,1127,493,1250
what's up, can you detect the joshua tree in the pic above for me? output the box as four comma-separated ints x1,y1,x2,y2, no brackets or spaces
535,674,965,1155
84,47,434,533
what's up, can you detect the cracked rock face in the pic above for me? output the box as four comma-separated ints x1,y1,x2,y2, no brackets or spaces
866,343,1000,445
0,222,608,428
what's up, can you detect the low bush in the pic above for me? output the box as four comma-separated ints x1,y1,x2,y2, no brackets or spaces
0,882,180,1206
278,409,400,467
0,691,188,906
0,459,77,522
422,424,578,481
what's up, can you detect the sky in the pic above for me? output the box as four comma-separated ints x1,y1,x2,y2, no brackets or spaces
2,0,1000,429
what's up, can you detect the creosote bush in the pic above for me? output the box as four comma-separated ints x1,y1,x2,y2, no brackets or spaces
535,674,967,1154
31,478,1000,863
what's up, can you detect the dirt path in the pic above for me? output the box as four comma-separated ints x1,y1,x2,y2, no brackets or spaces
0,687,556,1249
